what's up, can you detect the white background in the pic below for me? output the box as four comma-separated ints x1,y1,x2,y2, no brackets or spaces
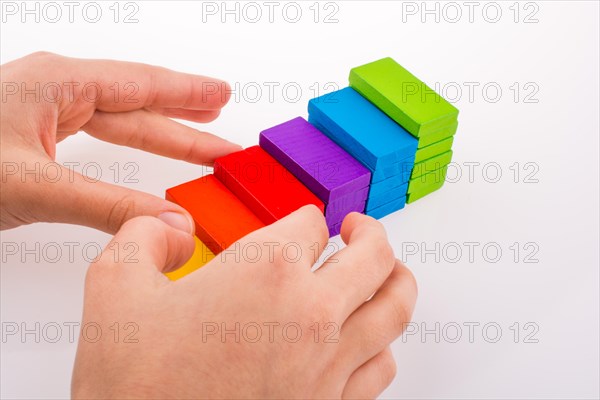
1,1,599,398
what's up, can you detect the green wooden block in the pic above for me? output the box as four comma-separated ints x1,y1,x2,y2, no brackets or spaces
406,179,446,203
418,121,458,148
415,136,454,163
408,164,448,194
350,57,459,138
411,150,453,180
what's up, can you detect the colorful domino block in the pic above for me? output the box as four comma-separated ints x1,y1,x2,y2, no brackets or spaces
366,196,407,219
166,175,265,254
214,146,325,225
415,136,454,163
259,117,371,203
308,87,418,170
349,57,459,138
410,150,453,180
406,179,446,204
165,236,215,281
407,165,448,194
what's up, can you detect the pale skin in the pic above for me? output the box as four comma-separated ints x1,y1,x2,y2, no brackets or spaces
1,52,418,399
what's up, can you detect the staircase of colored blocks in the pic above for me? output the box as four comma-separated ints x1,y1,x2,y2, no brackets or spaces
165,57,459,280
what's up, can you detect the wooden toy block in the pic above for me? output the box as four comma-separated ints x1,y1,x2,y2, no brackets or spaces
166,175,265,254
366,196,407,220
214,146,325,225
329,222,343,237
259,117,371,203
369,174,409,197
326,186,369,213
165,236,215,281
418,121,458,149
308,87,418,170
415,136,454,163
406,179,446,204
326,201,366,227
411,150,453,180
310,117,414,185
408,165,448,194
370,154,415,183
366,183,408,212
349,57,459,138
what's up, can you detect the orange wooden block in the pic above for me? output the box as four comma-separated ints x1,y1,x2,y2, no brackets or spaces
214,146,325,224
166,175,265,254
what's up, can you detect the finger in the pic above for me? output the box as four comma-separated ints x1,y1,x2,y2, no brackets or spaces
83,109,242,165
151,108,221,123
9,159,196,234
55,54,231,112
205,204,329,272
316,212,396,319
338,260,417,371
92,216,195,277
342,347,396,400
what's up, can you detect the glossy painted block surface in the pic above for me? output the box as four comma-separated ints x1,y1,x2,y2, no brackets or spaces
350,57,459,137
166,175,265,254
215,146,325,225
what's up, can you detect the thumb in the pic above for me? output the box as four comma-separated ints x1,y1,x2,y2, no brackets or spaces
8,160,195,234
93,216,195,276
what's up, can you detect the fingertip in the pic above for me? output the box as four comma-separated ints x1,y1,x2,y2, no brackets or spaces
158,210,195,235
340,212,378,243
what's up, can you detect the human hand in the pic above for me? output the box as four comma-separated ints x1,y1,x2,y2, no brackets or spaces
71,207,417,399
0,52,240,233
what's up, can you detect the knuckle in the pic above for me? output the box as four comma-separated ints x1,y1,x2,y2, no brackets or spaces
301,204,328,237
374,239,395,271
28,51,56,60
106,195,138,233
378,353,397,386
390,297,412,334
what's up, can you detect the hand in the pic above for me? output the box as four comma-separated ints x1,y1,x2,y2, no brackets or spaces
71,207,418,399
0,52,241,233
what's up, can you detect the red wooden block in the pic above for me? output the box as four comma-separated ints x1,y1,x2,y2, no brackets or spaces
214,146,325,224
166,175,265,254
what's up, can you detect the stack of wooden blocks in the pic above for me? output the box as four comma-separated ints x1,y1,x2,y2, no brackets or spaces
165,57,459,280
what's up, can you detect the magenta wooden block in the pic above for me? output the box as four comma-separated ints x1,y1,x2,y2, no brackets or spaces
259,117,371,203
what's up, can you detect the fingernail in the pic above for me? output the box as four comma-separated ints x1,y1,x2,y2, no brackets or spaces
158,212,194,234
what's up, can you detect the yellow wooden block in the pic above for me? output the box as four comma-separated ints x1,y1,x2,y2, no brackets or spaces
165,236,215,281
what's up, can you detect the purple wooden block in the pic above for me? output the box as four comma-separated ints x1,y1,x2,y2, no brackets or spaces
326,186,369,213
260,117,371,203
329,222,343,237
325,201,366,226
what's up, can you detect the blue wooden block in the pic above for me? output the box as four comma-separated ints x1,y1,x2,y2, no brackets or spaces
366,196,407,219
310,118,414,183
308,87,418,170
369,176,408,197
370,154,415,183
366,186,408,212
